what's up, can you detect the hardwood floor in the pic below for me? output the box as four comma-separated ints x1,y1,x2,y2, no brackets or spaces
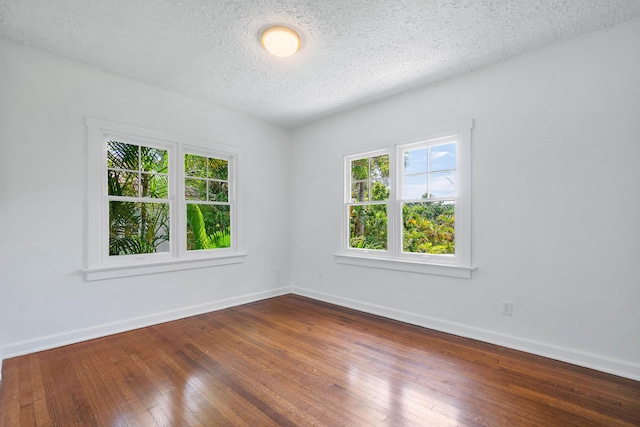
1,295,638,426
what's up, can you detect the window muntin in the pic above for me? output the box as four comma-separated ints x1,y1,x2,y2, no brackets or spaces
347,153,390,250
184,153,232,251
106,140,171,257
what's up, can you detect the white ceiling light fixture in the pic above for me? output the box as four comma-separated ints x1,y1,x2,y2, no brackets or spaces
261,26,300,57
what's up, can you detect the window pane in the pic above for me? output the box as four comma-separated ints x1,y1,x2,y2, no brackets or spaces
429,171,456,197
404,148,427,175
402,201,454,254
370,179,390,201
208,158,228,180
351,158,369,180
107,141,139,170
351,181,369,202
349,204,387,250
370,155,389,179
186,204,231,250
108,170,139,196
185,154,207,177
429,142,456,172
141,173,168,199
208,181,229,202
141,146,168,173
185,178,206,201
403,174,428,199
109,201,170,256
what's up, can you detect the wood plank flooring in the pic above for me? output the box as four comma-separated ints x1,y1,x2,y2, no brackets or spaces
1,294,638,426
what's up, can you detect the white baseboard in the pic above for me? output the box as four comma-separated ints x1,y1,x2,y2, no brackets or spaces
0,287,290,360
292,286,640,382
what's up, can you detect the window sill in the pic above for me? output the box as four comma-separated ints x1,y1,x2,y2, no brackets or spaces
83,252,247,281
334,253,475,278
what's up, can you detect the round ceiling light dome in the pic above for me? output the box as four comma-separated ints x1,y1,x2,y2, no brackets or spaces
261,26,300,57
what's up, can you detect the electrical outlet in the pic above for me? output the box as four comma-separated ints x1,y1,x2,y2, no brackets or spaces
319,271,324,281
275,268,281,278
501,300,513,316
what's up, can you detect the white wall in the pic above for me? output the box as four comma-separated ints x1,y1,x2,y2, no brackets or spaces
291,20,640,380
0,40,292,357
1,20,639,382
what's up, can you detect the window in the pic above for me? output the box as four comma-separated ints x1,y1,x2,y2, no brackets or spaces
348,152,390,250
337,119,474,278
85,118,245,280
399,137,457,256
184,153,231,251
107,140,171,256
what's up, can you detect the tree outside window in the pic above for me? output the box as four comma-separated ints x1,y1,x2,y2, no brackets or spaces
184,153,231,251
348,154,390,250
107,141,170,256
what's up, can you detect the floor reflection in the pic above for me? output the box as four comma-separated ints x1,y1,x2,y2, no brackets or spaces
345,358,466,425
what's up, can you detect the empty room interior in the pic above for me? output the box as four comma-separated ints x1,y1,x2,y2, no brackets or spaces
1,0,639,425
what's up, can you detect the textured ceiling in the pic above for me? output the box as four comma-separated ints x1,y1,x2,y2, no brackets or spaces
1,1,639,129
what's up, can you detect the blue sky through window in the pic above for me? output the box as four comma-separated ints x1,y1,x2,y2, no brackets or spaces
429,142,456,171
403,142,457,199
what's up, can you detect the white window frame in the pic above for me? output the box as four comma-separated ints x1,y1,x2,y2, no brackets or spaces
181,146,237,257
336,118,475,278
85,118,246,281
344,148,392,251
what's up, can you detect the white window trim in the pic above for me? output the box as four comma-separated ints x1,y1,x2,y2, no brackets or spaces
343,147,392,251
84,117,246,281
336,118,475,279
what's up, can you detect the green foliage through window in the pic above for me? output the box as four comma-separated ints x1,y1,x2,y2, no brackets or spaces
402,202,455,254
401,141,457,254
349,205,387,250
351,155,389,202
109,202,170,255
107,141,170,256
186,204,231,250
184,153,231,251
348,154,390,250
